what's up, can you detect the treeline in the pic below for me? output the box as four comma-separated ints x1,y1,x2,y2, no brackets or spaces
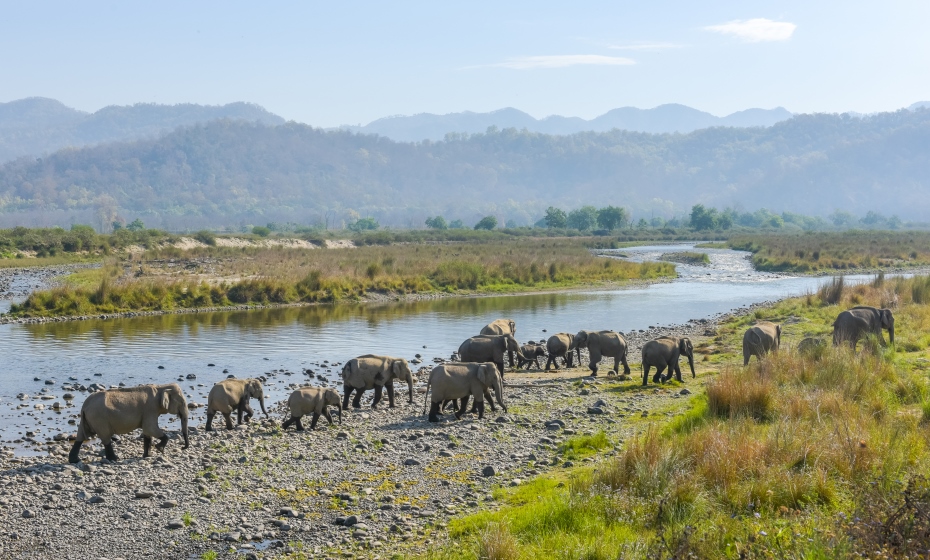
1,108,930,229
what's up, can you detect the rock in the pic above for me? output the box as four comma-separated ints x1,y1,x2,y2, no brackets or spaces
481,465,497,477
344,515,359,527
88,495,105,504
44,380,55,385
63,393,74,400
494,416,510,423
586,407,605,415
510,479,522,487
224,531,241,542
167,519,185,529
280,506,297,517
403,458,421,466
134,491,154,499
161,500,179,508
22,509,36,518
593,399,607,407
186,374,196,379
157,366,165,369
679,388,692,395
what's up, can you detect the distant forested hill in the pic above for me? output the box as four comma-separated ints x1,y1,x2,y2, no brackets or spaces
0,109,928,229
0,98,284,163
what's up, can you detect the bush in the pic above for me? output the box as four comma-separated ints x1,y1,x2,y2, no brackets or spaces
194,230,217,246
252,226,271,237
818,276,845,305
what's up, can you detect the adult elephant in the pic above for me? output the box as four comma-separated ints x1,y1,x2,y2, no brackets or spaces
545,333,576,371
206,378,268,431
480,319,517,366
641,337,695,386
458,334,524,376
341,355,414,410
69,383,189,463
282,386,342,430
423,362,506,422
833,306,895,350
572,330,631,377
742,321,781,365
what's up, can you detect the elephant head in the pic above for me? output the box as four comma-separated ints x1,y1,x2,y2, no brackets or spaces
571,331,590,364
392,359,415,403
325,389,343,424
880,308,895,344
476,363,507,413
503,334,526,362
246,379,269,417
157,384,189,449
678,337,696,378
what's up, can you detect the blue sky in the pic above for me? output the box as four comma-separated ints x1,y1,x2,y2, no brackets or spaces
2,1,928,127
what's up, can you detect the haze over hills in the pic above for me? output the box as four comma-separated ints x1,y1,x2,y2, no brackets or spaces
340,104,795,142
0,108,928,230
0,97,285,163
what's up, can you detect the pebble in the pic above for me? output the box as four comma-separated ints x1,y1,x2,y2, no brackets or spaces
403,458,421,466
167,519,185,529
482,465,497,477
22,509,36,518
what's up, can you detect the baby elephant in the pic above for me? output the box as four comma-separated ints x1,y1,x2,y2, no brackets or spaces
206,378,268,431
423,362,506,422
282,386,342,430
641,336,695,386
342,355,414,409
517,343,546,369
743,321,781,365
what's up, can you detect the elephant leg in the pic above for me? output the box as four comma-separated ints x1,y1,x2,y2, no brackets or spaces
103,442,119,462
68,440,83,464
642,364,651,386
223,412,234,430
566,353,574,368
205,411,216,431
428,402,441,423
342,385,353,410
653,365,667,383
508,349,514,368
242,402,254,424
310,413,321,430
352,388,365,409
236,402,245,425
621,354,631,375
372,386,384,409
612,357,619,375
323,409,334,425
455,396,470,419
155,435,169,451
545,356,555,371
476,401,486,419
743,349,751,366
281,417,295,430
386,383,396,408
143,435,153,458
295,417,305,431
485,388,496,412
673,363,684,383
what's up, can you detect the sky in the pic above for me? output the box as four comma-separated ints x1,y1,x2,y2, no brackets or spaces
2,1,929,127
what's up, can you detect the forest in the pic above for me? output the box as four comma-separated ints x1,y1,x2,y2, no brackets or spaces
0,108,928,230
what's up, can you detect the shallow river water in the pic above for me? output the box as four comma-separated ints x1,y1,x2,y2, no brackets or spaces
0,244,884,452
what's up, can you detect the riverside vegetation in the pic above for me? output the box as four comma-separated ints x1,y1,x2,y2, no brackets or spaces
423,274,930,559
6,239,675,318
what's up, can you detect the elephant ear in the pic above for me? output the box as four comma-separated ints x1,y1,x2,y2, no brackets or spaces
392,360,403,379
680,338,692,353
882,309,894,328
160,387,171,412
477,365,491,386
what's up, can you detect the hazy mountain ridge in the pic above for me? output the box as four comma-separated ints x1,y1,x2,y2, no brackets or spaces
0,97,285,163
0,108,928,230
341,104,796,142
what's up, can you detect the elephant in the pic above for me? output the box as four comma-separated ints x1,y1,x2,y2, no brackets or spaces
341,355,414,409
545,333,576,371
282,386,342,430
422,362,506,422
832,306,895,350
798,336,827,356
68,383,189,463
742,321,781,365
480,319,517,366
206,378,268,431
572,330,631,376
458,334,525,376
517,343,546,369
641,337,695,386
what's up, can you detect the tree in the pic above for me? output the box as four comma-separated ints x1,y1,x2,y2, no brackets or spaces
567,206,598,230
127,218,145,231
830,210,856,227
544,207,567,229
597,206,628,231
111,220,124,232
252,225,271,237
449,219,465,229
474,215,497,230
637,218,648,229
425,216,448,230
348,217,379,232
689,204,718,231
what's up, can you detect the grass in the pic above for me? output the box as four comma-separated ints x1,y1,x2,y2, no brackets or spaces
659,251,711,265
558,431,612,460
421,274,930,559
7,238,676,317
729,231,930,272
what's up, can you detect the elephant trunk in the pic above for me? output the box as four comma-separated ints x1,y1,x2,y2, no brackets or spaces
259,396,268,417
179,409,189,449
406,376,414,403
337,403,343,424
495,379,507,413
687,352,696,378
889,325,895,345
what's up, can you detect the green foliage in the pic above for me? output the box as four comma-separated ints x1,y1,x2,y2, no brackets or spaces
544,207,567,229
251,225,271,237
474,215,497,230
596,206,628,231
348,217,379,232
425,216,448,230
194,230,217,246
689,204,721,231
126,218,145,231
567,206,598,231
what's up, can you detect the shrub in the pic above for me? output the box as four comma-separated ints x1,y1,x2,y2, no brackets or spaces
252,226,271,237
707,369,773,421
194,230,217,246
818,276,845,305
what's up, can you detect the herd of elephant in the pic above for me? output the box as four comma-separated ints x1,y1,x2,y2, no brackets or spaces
65,306,895,464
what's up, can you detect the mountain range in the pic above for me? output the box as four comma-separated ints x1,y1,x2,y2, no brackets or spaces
339,104,795,142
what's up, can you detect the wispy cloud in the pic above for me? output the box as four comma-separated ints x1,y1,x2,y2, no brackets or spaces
479,55,636,70
606,42,682,51
704,18,797,42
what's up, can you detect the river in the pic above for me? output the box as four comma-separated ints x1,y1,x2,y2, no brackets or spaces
0,244,883,454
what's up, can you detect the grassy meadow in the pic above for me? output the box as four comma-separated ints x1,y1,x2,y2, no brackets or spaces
729,231,930,272
421,274,930,559
7,239,675,317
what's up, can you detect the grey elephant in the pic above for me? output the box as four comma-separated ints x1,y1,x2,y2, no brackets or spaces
458,334,525,376
545,333,576,371
206,378,268,431
641,337,695,386
832,306,895,350
69,383,189,463
480,319,517,366
282,386,342,430
341,355,414,409
798,336,827,356
422,362,506,422
742,321,781,365
572,330,631,376
517,343,546,369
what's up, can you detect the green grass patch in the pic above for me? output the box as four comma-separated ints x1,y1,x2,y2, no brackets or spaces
558,431,611,460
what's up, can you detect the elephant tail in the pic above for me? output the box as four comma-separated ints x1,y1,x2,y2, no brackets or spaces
341,360,352,380
422,377,432,415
